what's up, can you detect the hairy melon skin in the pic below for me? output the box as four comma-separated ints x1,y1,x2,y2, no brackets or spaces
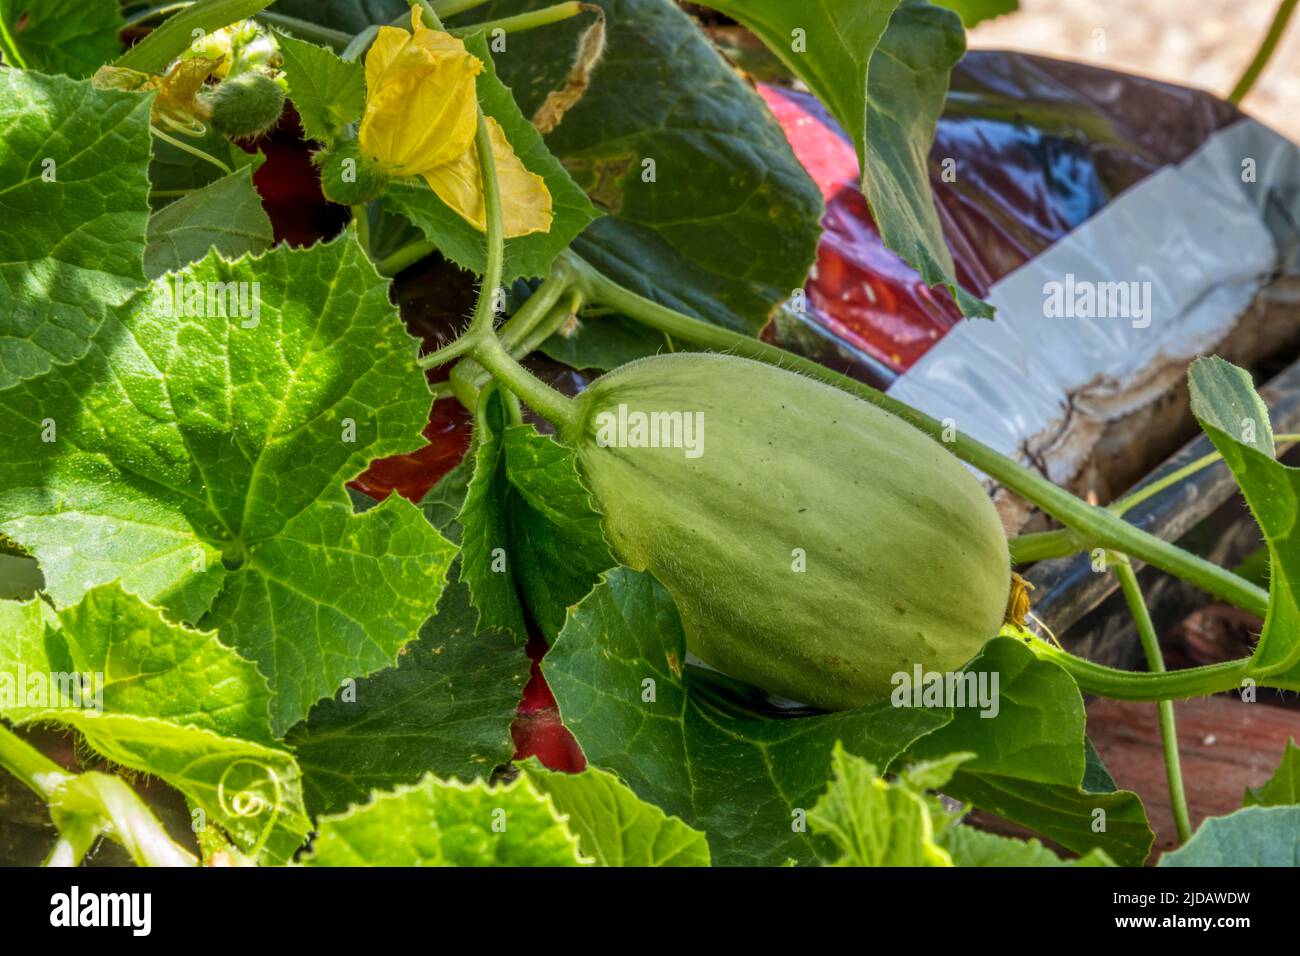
569,352,1011,710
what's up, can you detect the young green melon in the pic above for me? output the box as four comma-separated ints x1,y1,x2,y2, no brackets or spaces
205,72,285,139
567,352,1011,710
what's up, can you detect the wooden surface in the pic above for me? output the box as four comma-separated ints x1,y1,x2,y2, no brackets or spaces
1087,695,1300,861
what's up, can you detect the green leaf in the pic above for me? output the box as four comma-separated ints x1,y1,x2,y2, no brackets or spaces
301,773,588,866
1190,355,1275,455
1159,806,1300,866
904,638,1154,866
419,455,474,544
143,167,274,279
809,742,959,866
542,567,952,866
1244,738,1300,807
520,758,711,866
0,0,123,77
1188,357,1300,689
0,584,310,864
457,397,613,639
458,0,823,335
457,395,528,638
0,71,151,391
380,31,600,282
539,314,672,372
274,31,364,145
942,825,1115,866
0,237,454,734
502,424,613,637
933,0,1017,27
287,578,529,817
148,125,265,203
699,0,988,317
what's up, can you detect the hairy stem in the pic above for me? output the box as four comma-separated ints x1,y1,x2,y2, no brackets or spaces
449,2,586,37
1114,556,1192,843
1008,527,1089,565
0,723,68,799
466,114,504,341
376,241,439,277
0,725,196,866
1027,639,1252,701
454,109,578,431
351,205,371,256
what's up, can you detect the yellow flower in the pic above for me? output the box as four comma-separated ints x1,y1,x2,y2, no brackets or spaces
359,10,552,237
93,56,224,127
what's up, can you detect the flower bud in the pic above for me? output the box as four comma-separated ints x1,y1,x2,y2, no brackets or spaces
205,72,285,139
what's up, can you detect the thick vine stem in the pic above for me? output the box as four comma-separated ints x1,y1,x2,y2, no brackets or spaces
1022,637,1253,701
0,725,195,867
448,2,587,37
1008,527,1087,565
1113,556,1192,843
562,252,1269,618
449,100,581,433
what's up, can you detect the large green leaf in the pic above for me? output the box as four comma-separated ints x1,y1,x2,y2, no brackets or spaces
301,773,588,866
457,0,823,334
1244,738,1300,807
274,31,365,145
521,758,711,866
457,395,527,638
904,638,1154,866
0,237,454,733
1159,806,1300,866
0,584,309,864
457,397,613,640
502,425,613,637
143,167,274,279
0,71,151,391
287,579,529,817
0,0,123,77
699,0,987,317
1188,357,1300,689
380,31,600,282
543,567,952,866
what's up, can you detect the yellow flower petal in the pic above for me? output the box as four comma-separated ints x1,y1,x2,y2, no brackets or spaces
359,16,481,176
158,56,224,119
420,116,553,238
